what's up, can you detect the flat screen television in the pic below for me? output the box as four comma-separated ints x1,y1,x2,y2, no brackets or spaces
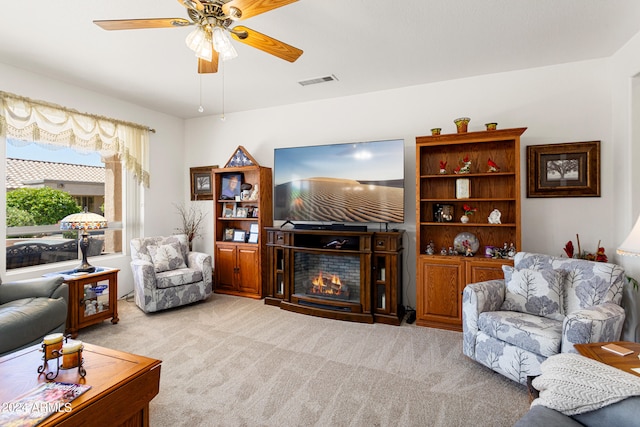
274,139,405,224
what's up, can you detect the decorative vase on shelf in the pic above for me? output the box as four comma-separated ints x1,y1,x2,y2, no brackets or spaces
454,117,470,133
460,214,470,223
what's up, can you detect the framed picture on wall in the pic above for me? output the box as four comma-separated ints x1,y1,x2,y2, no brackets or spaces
527,141,600,197
190,166,218,200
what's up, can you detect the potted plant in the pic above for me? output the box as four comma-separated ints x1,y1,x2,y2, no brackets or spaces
174,203,206,250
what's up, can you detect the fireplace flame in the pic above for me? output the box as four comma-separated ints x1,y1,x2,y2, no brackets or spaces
310,271,348,296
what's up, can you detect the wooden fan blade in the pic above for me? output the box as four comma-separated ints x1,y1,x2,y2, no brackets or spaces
198,52,219,74
94,18,192,30
223,0,297,21
230,26,302,62
177,0,204,12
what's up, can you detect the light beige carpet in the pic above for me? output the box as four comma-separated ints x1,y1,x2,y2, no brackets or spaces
79,294,530,426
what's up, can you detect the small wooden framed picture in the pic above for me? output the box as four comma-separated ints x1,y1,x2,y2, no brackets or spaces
232,230,247,242
223,228,235,241
223,202,236,218
235,207,249,218
251,207,259,218
456,178,470,199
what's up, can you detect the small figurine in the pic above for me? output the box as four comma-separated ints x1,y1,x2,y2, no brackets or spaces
249,184,259,201
488,209,502,224
85,300,96,316
425,240,435,255
497,242,508,258
448,246,456,256
439,160,447,174
465,246,474,257
455,155,471,174
484,246,495,258
595,247,608,263
440,247,448,256
487,158,500,172
507,243,516,259
563,241,575,258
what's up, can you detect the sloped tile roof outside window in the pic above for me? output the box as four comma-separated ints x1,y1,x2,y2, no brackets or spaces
6,158,105,190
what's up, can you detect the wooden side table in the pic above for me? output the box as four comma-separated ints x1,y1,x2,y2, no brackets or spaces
49,267,120,338
575,341,640,378
0,343,161,426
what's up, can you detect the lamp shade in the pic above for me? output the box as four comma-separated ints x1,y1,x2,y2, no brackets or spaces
617,214,640,256
60,210,107,273
60,211,107,231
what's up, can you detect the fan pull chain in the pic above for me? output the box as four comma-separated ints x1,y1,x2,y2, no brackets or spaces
198,75,204,113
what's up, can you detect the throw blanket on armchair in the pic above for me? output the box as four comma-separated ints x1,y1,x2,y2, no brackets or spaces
531,353,640,415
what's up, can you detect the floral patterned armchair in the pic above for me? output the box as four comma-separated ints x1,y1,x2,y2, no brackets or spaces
130,234,212,313
463,252,626,385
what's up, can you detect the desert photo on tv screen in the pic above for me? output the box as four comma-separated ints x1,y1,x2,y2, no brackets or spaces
274,139,405,223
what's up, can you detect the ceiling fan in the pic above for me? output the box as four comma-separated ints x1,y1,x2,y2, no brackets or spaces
94,0,303,74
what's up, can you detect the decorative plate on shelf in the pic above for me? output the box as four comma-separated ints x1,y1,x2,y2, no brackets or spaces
454,232,479,254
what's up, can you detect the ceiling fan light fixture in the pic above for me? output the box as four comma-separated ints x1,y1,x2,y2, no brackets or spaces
194,36,213,61
219,42,238,61
187,27,213,62
185,26,206,51
212,26,238,61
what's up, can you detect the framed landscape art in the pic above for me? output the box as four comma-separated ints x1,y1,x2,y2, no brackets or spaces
527,141,600,198
190,165,218,200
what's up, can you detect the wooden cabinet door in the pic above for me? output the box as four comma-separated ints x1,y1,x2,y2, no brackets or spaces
237,245,260,295
215,244,237,292
416,256,463,331
466,259,512,285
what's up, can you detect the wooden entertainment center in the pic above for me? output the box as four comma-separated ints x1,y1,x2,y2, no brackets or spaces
264,227,405,325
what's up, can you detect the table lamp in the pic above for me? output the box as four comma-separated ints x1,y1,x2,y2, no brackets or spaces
617,214,640,257
60,209,108,273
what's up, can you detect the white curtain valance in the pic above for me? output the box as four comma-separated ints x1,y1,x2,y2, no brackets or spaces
0,91,151,187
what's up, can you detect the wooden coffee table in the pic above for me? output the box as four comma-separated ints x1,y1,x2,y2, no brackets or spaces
0,343,161,426
575,341,640,378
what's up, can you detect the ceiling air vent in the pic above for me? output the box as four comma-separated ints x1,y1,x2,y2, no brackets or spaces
298,75,338,87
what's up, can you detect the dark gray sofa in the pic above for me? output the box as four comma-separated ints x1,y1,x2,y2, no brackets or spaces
515,397,640,426
0,276,68,356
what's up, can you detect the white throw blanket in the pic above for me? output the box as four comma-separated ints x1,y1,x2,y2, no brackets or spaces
531,353,640,415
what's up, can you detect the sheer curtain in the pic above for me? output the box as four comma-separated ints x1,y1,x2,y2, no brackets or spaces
0,91,150,187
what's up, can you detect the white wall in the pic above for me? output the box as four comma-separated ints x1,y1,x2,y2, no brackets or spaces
3,35,640,309
610,30,640,282
0,63,185,297
184,58,621,308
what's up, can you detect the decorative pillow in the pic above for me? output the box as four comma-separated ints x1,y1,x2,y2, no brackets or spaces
147,242,187,273
501,265,565,321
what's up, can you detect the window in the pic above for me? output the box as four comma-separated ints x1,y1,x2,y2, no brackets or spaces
1,91,150,272
5,140,123,270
